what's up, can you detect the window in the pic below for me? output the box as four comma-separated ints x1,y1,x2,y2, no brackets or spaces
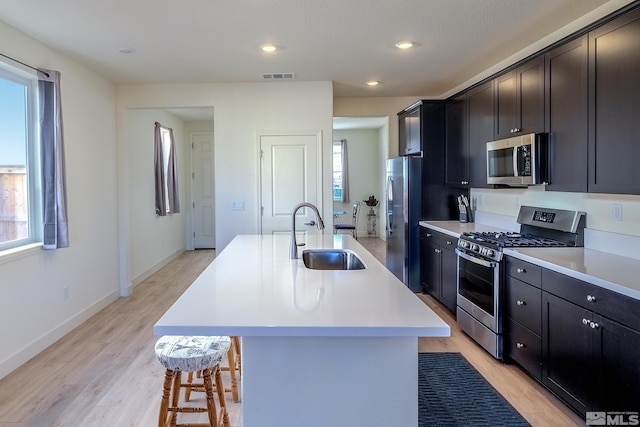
332,142,343,201
154,122,180,215
0,66,39,251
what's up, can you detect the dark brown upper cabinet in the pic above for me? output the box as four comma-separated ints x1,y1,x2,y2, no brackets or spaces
467,81,495,188
444,93,468,188
494,56,546,140
398,102,422,156
545,36,589,192
445,81,495,189
588,6,640,194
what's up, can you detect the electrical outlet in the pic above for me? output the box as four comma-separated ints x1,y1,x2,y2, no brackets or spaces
612,203,623,222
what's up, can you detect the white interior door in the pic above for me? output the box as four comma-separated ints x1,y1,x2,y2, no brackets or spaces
191,132,215,248
260,131,322,236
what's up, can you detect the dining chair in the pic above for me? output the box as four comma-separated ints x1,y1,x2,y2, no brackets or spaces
334,201,361,239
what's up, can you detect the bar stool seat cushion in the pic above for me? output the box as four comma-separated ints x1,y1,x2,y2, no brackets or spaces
155,336,231,372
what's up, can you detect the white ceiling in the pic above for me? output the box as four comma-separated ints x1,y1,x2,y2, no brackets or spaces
0,0,632,125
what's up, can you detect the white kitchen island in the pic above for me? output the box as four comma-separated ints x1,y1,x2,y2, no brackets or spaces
154,234,450,427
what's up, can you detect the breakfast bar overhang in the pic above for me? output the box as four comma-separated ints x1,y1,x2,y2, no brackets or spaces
154,234,450,427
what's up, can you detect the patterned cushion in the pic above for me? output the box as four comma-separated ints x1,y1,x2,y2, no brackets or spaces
155,336,231,372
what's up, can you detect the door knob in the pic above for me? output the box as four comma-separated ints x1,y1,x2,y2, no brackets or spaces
304,220,316,226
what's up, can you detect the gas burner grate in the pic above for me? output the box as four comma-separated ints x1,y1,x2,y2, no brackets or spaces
462,232,568,248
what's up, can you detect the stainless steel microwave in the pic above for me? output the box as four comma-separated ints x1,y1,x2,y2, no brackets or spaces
486,133,548,186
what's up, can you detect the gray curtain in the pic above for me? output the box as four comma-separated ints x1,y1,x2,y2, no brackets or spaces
340,139,350,203
166,128,180,213
154,122,167,216
38,69,69,249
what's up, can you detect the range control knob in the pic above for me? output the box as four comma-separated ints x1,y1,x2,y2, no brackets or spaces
471,244,480,252
486,249,495,258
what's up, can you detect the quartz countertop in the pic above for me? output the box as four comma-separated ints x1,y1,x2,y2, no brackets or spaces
420,220,640,300
154,234,450,338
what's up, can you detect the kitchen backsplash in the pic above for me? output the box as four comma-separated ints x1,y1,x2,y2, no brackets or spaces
470,187,640,260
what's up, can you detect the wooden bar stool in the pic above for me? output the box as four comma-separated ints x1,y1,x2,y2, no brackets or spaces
155,335,231,427
186,336,240,403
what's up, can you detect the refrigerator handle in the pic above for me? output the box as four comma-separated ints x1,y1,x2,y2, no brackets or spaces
386,176,393,235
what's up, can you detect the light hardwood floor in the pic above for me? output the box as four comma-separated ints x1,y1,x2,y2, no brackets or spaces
0,239,585,426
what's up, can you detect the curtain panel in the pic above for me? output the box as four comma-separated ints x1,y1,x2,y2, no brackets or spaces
166,128,180,213
154,122,167,215
340,139,349,203
38,69,69,249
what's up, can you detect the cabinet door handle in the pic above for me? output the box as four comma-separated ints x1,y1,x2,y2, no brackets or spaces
516,343,525,349
434,248,441,254
446,240,453,245
516,268,526,273
516,300,525,306
426,233,432,237
586,295,596,302
582,318,589,326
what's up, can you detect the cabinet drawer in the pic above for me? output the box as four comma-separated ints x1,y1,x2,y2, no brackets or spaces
542,269,597,310
421,228,457,250
593,284,640,331
438,234,457,251
506,318,542,380
506,257,541,288
505,276,542,335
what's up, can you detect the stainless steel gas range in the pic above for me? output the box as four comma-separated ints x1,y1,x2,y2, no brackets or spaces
455,206,586,359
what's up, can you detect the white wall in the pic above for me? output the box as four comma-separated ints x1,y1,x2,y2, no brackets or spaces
333,128,382,236
117,82,334,253
125,109,189,286
0,21,119,379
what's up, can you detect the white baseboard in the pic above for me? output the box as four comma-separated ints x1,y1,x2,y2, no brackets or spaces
129,247,185,291
0,289,119,381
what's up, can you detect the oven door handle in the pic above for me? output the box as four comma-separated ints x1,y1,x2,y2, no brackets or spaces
455,248,497,268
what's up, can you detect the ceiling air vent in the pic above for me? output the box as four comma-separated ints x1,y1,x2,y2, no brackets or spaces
261,72,296,80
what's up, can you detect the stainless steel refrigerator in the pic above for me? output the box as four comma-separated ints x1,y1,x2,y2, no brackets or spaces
386,156,423,291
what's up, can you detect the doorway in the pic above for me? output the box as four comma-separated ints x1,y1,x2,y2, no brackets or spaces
332,117,388,238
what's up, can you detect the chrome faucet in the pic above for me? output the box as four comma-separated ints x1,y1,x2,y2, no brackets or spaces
290,202,325,259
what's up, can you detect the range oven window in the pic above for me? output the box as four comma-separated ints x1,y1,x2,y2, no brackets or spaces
458,255,495,316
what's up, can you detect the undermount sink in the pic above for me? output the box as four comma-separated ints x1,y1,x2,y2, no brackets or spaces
302,249,366,270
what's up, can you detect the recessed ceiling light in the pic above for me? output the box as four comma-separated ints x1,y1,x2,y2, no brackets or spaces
366,81,380,86
117,47,136,54
395,41,414,50
261,44,277,53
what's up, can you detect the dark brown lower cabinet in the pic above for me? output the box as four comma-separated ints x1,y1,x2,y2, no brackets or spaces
420,228,457,313
542,292,594,415
595,314,640,411
537,270,640,417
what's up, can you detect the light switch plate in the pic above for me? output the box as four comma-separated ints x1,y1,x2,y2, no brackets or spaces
231,201,245,211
